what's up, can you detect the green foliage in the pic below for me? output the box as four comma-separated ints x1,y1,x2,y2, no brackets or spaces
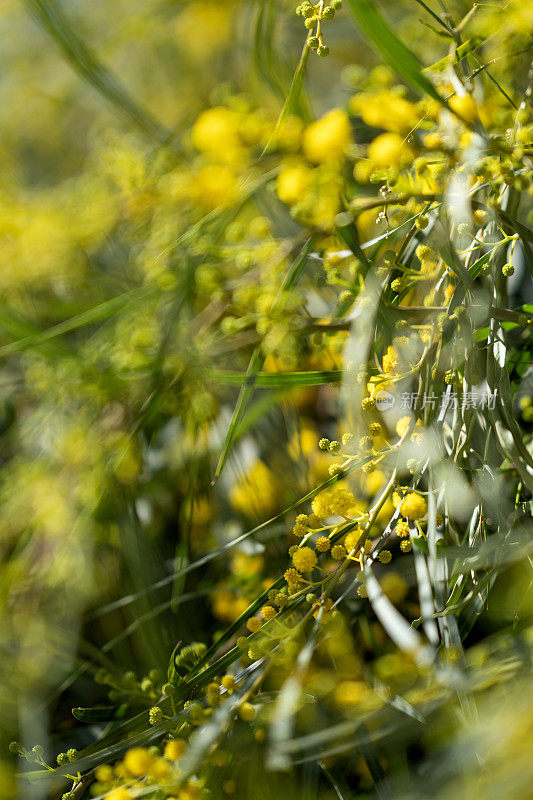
0,1,532,799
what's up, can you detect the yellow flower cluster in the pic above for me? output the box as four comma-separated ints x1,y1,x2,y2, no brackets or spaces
311,485,361,519
229,460,280,518
382,345,400,376
93,743,201,800
400,492,427,520
292,546,318,573
302,109,351,164
2,1,531,796
350,91,419,133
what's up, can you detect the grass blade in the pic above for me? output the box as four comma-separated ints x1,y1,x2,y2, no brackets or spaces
0,288,153,359
261,41,311,157
209,369,342,388
253,0,289,102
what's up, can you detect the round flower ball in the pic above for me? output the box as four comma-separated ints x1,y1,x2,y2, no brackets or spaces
124,747,154,778
164,739,186,761
302,109,351,164
400,492,427,520
292,546,318,573
239,702,256,722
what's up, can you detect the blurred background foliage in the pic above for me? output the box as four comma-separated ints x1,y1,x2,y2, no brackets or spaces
0,0,531,798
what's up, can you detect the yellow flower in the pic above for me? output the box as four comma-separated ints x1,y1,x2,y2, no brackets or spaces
189,165,239,210
351,92,418,133
276,163,313,205
395,520,410,538
0,202,80,292
354,159,373,183
375,651,416,682
302,110,351,163
363,469,385,496
459,130,473,149
376,499,395,524
382,345,399,375
175,2,234,58
449,93,479,124
164,739,187,761
192,107,243,162
334,680,370,707
124,747,154,778
423,131,443,149
231,553,263,577
284,567,302,587
105,789,132,800
311,485,361,518
261,605,277,620
229,460,279,518
344,529,362,553
95,765,114,783
331,544,347,561
444,283,455,303
288,420,319,460
416,244,438,265
221,675,236,693
400,492,427,520
381,572,409,603
292,546,318,573
212,587,248,622
151,757,173,781
179,777,205,800
367,132,413,169
239,702,256,721
396,416,414,437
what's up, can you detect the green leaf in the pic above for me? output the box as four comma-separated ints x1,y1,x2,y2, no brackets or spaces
253,0,290,103
262,41,311,157
436,236,474,291
0,288,153,360
345,0,445,105
212,348,264,483
167,641,183,691
72,705,127,723
188,580,285,679
209,369,342,388
0,304,73,361
486,321,533,492
425,39,483,74
498,209,533,278
335,214,372,278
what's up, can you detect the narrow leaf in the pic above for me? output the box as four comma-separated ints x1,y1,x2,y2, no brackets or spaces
345,0,445,105
262,42,311,156
209,369,342,388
